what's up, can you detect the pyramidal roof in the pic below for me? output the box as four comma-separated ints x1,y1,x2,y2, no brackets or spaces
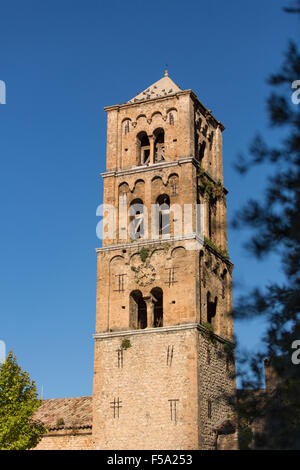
127,71,182,104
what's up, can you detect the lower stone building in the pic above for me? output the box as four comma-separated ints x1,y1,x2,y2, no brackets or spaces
34,358,288,450
34,397,93,450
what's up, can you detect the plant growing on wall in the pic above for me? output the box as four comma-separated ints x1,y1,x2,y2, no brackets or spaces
121,338,131,350
204,237,229,260
197,164,224,201
200,321,216,343
140,247,150,262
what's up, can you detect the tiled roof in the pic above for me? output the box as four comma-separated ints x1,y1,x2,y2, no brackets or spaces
127,71,181,104
33,396,92,430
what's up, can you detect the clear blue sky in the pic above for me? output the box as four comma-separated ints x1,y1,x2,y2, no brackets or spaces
0,0,298,397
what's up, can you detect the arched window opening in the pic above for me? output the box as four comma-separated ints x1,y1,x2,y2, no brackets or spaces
129,199,144,239
124,120,130,135
130,290,147,330
151,287,163,327
154,128,165,163
137,132,150,165
221,268,227,279
207,292,217,324
209,131,214,150
199,141,206,161
221,269,227,299
169,175,178,196
156,194,170,236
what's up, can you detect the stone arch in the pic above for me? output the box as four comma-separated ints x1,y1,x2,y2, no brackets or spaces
151,111,163,120
136,131,150,165
151,176,165,204
136,114,147,121
150,248,164,264
134,178,145,186
221,268,228,299
122,118,131,135
110,255,124,265
151,175,164,184
207,291,217,325
151,287,163,327
118,182,130,212
119,181,129,190
221,268,228,278
129,198,144,239
168,172,179,180
167,108,178,125
132,179,145,195
130,290,147,330
135,115,147,129
156,194,170,236
119,182,130,197
168,173,179,196
199,140,206,161
171,246,186,258
129,252,142,266
153,128,165,162
110,256,126,294
121,117,132,124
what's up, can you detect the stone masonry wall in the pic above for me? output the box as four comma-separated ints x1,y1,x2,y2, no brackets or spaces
96,240,199,333
197,331,236,449
34,429,93,450
92,327,199,450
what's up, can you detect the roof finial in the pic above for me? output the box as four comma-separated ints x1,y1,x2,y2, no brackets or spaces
164,64,168,77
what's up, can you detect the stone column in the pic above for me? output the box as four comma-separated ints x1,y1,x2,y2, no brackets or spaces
144,296,154,328
149,135,154,164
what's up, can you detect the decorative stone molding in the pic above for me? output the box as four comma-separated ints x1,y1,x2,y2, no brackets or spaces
96,233,205,253
101,158,195,179
93,322,235,346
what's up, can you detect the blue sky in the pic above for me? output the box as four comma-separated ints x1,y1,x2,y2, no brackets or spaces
0,0,298,397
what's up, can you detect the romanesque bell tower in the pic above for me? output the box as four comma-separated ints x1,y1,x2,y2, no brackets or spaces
92,72,236,450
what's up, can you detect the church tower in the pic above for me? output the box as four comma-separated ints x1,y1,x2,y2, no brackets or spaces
92,72,236,450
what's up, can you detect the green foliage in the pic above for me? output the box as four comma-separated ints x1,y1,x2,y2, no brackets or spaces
224,342,234,361
215,180,224,198
197,167,224,201
204,180,214,197
0,351,47,450
140,247,150,262
201,321,214,333
121,339,131,350
204,237,229,259
197,163,205,176
200,322,216,343
131,266,137,272
238,424,253,450
233,3,300,449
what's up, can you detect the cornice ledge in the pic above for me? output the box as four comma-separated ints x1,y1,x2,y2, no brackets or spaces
104,90,192,112
96,233,204,253
100,157,194,179
93,322,235,346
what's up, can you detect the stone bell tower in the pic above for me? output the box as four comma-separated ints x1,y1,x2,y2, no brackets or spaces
92,72,236,450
